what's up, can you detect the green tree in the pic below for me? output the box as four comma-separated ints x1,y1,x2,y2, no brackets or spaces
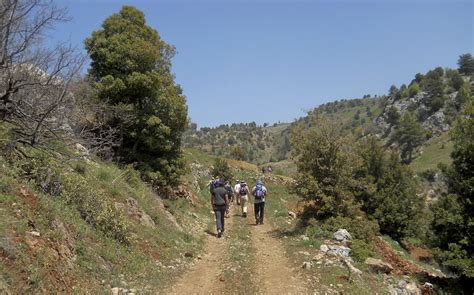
390,112,425,163
230,146,245,160
455,81,472,110
211,158,233,182
408,82,420,97
386,106,401,125
85,6,188,186
422,72,445,113
357,141,424,241
431,100,474,278
291,113,362,218
457,53,474,75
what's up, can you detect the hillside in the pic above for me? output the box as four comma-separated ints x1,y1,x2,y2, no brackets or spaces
184,63,471,178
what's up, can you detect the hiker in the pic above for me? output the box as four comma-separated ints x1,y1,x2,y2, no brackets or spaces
234,180,241,205
225,181,234,204
252,180,267,225
210,179,229,237
224,181,234,217
238,181,250,217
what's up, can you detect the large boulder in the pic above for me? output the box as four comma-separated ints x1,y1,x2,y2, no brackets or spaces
333,229,352,243
364,257,394,274
320,244,351,258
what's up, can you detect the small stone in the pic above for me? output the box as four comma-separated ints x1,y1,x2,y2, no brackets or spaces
312,253,324,261
299,251,310,256
302,236,310,241
406,282,421,295
302,261,312,269
184,252,193,258
27,231,40,237
320,245,329,253
219,277,225,282
288,211,297,219
398,280,408,289
111,287,119,295
337,284,343,288
423,282,433,289
197,255,202,260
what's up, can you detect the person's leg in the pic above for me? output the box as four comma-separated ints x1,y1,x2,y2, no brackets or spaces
260,202,265,224
241,196,248,217
254,202,260,224
215,208,223,235
220,206,226,232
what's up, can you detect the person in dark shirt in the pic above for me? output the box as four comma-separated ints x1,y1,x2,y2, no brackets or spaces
211,180,230,238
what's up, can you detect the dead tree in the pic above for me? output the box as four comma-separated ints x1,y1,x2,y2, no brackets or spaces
0,0,84,150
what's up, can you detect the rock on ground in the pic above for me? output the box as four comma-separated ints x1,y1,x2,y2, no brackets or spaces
364,257,394,274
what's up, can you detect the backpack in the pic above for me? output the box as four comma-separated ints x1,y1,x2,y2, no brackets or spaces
225,186,233,197
239,184,247,196
209,179,219,193
254,183,265,199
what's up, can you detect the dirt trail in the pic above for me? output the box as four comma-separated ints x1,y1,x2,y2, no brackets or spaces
168,204,308,294
167,211,234,295
248,205,308,295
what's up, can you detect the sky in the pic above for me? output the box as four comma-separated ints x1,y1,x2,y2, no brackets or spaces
52,0,473,127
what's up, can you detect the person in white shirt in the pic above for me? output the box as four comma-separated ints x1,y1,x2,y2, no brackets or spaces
234,180,241,205
237,181,250,217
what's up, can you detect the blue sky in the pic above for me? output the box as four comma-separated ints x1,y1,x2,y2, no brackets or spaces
53,0,473,127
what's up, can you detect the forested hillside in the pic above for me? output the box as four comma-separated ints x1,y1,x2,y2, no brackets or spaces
184,55,472,176
1,0,473,294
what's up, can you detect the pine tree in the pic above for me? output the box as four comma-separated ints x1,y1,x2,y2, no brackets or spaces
85,6,188,186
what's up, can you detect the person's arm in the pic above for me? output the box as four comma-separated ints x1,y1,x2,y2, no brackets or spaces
210,194,215,210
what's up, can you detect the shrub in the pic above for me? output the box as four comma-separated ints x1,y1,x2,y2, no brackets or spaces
351,239,376,262
61,173,132,245
321,216,379,243
0,176,13,193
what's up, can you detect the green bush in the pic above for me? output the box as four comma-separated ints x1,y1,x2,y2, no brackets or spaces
0,175,13,193
61,173,132,245
321,216,379,243
419,168,437,182
211,158,233,182
351,239,376,262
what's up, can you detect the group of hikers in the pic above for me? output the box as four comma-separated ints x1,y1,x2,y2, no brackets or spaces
209,178,268,238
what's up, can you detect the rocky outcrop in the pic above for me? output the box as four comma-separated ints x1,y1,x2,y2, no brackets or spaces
333,228,352,244
364,257,394,273
115,198,156,227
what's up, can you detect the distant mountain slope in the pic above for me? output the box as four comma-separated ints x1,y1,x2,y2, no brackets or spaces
183,59,472,175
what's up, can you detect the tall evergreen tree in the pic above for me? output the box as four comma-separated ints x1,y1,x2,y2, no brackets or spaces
390,112,425,163
85,6,188,186
457,53,474,75
431,100,474,278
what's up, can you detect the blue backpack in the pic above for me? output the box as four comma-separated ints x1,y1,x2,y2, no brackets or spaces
254,183,265,199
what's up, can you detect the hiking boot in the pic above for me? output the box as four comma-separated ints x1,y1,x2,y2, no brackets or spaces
217,230,222,238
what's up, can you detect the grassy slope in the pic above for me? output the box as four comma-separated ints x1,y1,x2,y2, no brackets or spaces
410,131,453,173
0,146,217,293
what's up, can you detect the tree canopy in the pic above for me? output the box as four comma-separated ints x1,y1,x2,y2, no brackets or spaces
85,6,188,186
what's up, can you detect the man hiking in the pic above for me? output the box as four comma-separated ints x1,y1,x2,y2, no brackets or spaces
224,181,234,217
238,181,250,217
234,180,241,205
211,179,229,238
252,180,267,225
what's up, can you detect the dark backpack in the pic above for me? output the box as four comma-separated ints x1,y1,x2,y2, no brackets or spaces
254,183,265,199
239,184,247,196
225,186,233,197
